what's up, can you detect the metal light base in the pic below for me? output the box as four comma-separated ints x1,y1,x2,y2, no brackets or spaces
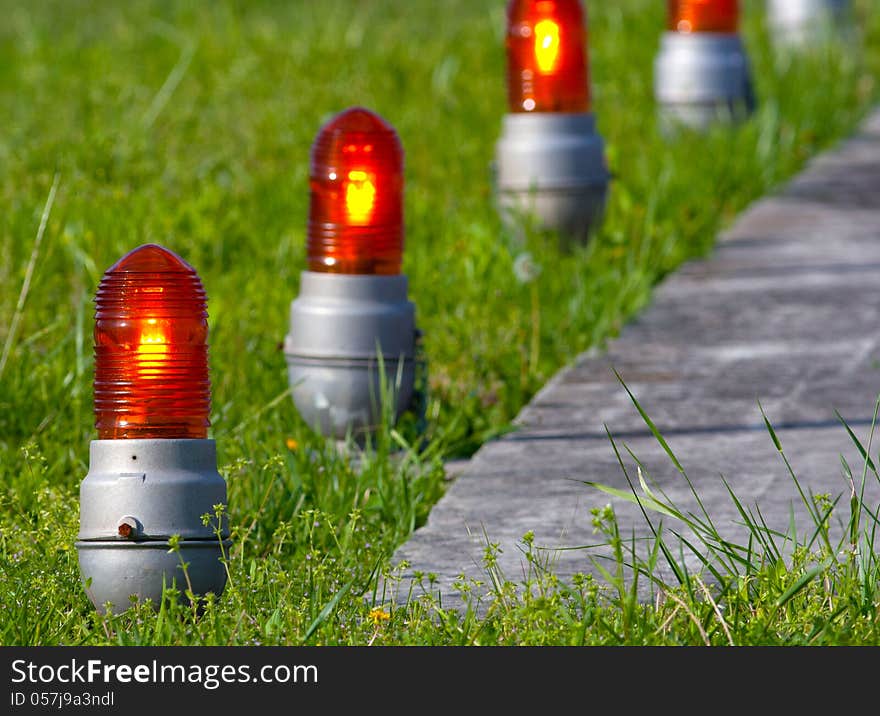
654,31,756,132
767,0,853,48
284,271,417,441
494,112,609,243
76,439,230,613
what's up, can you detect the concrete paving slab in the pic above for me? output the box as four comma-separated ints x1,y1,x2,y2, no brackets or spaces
393,107,880,609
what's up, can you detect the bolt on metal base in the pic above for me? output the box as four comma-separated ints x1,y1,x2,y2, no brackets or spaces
284,271,417,441
76,439,230,613
494,112,610,244
654,31,756,132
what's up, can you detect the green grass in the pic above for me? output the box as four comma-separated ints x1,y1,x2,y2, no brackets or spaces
2,0,880,645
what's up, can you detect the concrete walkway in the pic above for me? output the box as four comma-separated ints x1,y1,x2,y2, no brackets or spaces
391,107,880,607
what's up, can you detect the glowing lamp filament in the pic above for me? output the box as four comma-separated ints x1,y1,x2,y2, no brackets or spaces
138,318,167,350
345,169,377,225
93,243,211,440
506,0,590,113
535,19,561,74
668,0,739,34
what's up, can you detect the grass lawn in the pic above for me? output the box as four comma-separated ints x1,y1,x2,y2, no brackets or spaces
2,0,880,645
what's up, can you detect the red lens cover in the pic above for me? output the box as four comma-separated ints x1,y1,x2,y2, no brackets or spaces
307,107,404,275
668,0,739,34
506,0,591,114
94,244,210,439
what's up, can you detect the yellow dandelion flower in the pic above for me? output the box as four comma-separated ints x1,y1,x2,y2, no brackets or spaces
286,438,298,451
368,608,390,626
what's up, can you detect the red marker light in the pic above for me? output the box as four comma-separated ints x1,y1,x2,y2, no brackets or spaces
94,244,210,439
668,0,739,34
506,0,590,113
307,107,404,275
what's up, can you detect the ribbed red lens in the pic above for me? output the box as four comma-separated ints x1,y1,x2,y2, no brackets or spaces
94,244,210,440
668,0,739,33
506,0,590,114
307,107,404,275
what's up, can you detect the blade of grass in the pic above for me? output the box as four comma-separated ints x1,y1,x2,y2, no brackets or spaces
0,172,60,381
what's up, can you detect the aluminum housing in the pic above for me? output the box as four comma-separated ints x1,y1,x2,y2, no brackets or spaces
76,439,230,613
284,271,416,440
654,31,756,131
494,112,609,243
767,0,852,47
